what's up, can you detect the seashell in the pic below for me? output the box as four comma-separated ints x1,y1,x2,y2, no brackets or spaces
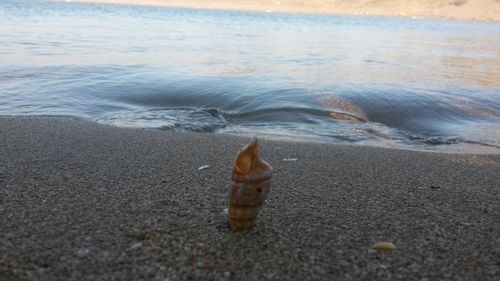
228,137,273,230
371,242,397,251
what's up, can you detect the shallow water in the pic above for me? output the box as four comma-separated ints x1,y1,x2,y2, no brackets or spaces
1,0,499,153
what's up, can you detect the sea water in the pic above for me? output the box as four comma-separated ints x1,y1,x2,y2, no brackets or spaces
1,0,499,153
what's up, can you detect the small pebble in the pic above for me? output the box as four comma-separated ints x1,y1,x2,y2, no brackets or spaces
127,242,143,251
76,248,90,258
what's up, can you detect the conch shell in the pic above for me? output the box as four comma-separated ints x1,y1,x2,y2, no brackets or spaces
229,137,273,230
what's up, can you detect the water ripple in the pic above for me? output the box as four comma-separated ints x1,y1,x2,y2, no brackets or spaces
0,0,499,153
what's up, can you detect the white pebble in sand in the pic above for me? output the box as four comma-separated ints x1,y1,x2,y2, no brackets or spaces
76,248,90,258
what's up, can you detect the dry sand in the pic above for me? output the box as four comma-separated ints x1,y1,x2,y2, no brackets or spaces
63,0,500,21
0,116,499,280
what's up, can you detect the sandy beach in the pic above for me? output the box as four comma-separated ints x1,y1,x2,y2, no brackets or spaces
0,116,498,280
63,0,500,21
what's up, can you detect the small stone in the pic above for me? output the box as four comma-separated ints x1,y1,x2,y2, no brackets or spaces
224,271,231,277
127,242,143,251
76,248,90,258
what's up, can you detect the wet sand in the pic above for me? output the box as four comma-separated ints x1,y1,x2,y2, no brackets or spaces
0,116,499,280
63,0,500,21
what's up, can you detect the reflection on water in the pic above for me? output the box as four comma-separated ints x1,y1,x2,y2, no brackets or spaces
442,56,500,88
0,0,499,153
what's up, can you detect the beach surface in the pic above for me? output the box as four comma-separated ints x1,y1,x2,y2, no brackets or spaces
63,0,500,21
0,116,499,280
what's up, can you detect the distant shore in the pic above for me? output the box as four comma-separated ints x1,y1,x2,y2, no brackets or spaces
59,0,500,21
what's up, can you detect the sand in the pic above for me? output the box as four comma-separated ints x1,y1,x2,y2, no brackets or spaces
0,116,499,280
61,0,500,21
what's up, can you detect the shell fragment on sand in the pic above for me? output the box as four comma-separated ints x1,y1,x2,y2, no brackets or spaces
371,242,397,251
198,165,210,170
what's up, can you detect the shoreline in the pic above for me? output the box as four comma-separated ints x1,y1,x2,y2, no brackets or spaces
2,115,500,155
0,116,499,280
56,0,500,22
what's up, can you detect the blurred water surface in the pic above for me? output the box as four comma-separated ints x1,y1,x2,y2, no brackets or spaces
1,0,499,153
